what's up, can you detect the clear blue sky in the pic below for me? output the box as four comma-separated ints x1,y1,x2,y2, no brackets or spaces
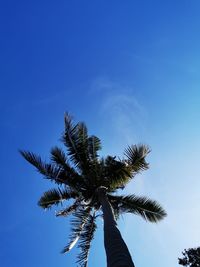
1,1,200,266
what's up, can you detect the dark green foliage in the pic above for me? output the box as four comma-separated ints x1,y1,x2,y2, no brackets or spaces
108,194,167,223
102,156,132,190
38,188,77,209
179,247,200,267
56,201,79,217
61,113,90,172
20,113,166,266
19,150,62,183
50,146,68,166
88,135,101,161
124,144,150,174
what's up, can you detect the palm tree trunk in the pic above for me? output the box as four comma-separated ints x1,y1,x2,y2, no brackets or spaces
97,187,135,267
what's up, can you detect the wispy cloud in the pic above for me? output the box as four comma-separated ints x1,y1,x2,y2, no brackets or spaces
90,77,148,148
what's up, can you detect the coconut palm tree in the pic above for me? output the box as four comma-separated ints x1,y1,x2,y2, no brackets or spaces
20,113,166,267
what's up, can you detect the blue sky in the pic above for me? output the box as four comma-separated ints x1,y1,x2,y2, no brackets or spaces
1,1,200,266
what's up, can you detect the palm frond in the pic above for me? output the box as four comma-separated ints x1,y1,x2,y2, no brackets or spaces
108,194,167,223
62,235,80,254
61,207,91,254
77,122,89,160
61,113,90,172
50,146,85,189
20,150,85,190
102,156,132,190
77,213,97,267
38,188,78,209
50,146,68,167
88,135,101,161
20,150,64,183
56,200,80,217
124,144,150,174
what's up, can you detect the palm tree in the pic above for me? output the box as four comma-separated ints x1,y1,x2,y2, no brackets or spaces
179,247,200,266
20,113,166,267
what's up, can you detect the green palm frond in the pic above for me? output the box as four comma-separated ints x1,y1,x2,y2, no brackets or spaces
124,144,150,174
38,188,78,209
109,194,167,223
77,122,89,162
61,207,91,254
20,150,82,188
61,113,90,172
20,150,63,183
50,146,68,167
88,135,101,161
61,113,82,167
77,213,97,267
56,200,80,217
102,156,132,190
50,146,85,189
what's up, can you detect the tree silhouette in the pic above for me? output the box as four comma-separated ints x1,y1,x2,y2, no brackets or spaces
179,247,200,267
20,113,167,267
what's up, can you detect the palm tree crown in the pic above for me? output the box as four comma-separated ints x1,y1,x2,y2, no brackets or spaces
20,113,166,267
